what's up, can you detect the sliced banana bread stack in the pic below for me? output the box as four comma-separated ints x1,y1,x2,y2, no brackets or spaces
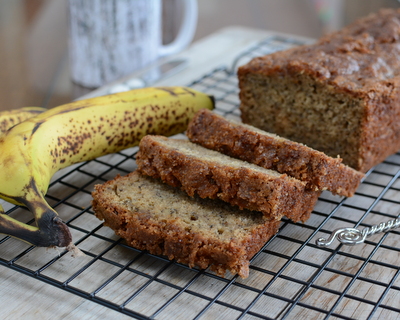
92,110,364,278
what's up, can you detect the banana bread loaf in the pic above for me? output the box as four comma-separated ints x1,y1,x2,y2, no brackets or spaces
186,109,364,197
238,8,400,172
91,171,281,278
136,135,320,222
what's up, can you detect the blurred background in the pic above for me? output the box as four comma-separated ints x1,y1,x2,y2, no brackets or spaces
0,0,399,111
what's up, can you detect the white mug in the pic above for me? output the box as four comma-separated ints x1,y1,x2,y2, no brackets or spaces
68,0,198,88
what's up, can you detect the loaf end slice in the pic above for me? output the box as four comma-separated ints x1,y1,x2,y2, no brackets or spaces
136,135,321,222
186,109,364,197
91,171,281,278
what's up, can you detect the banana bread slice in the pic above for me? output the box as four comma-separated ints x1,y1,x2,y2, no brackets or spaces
186,109,364,197
136,135,321,222
92,171,281,278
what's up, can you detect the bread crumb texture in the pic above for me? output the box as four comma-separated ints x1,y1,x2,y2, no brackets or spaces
187,109,364,197
136,135,320,223
92,171,281,278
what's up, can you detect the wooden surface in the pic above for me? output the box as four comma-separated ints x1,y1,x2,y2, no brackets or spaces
2,3,400,320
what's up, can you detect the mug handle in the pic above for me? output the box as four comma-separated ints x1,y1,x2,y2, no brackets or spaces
158,0,198,56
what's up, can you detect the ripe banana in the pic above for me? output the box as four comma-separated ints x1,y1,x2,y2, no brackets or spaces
0,106,47,134
0,86,214,248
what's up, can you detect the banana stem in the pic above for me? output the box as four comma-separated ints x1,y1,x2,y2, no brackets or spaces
25,200,72,247
0,183,72,247
0,207,70,247
0,210,71,247
0,210,39,245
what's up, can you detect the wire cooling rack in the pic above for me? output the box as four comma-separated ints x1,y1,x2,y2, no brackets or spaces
1,35,400,320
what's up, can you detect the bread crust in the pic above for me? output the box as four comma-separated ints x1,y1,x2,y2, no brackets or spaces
92,172,281,278
186,109,364,197
238,9,400,172
136,135,320,222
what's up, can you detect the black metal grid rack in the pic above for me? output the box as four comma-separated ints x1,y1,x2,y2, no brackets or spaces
1,35,400,320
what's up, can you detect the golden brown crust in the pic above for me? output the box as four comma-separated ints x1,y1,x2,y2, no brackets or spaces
136,135,320,222
239,9,400,91
186,109,364,197
91,171,281,278
238,9,400,172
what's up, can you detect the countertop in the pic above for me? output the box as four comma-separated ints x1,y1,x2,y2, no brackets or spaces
2,11,400,320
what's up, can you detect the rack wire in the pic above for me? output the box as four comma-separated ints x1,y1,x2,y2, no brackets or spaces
1,35,400,320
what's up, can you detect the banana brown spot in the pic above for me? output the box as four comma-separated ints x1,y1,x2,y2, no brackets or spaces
151,105,160,112
129,119,139,129
31,121,44,136
157,87,178,96
181,87,196,96
107,136,114,146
